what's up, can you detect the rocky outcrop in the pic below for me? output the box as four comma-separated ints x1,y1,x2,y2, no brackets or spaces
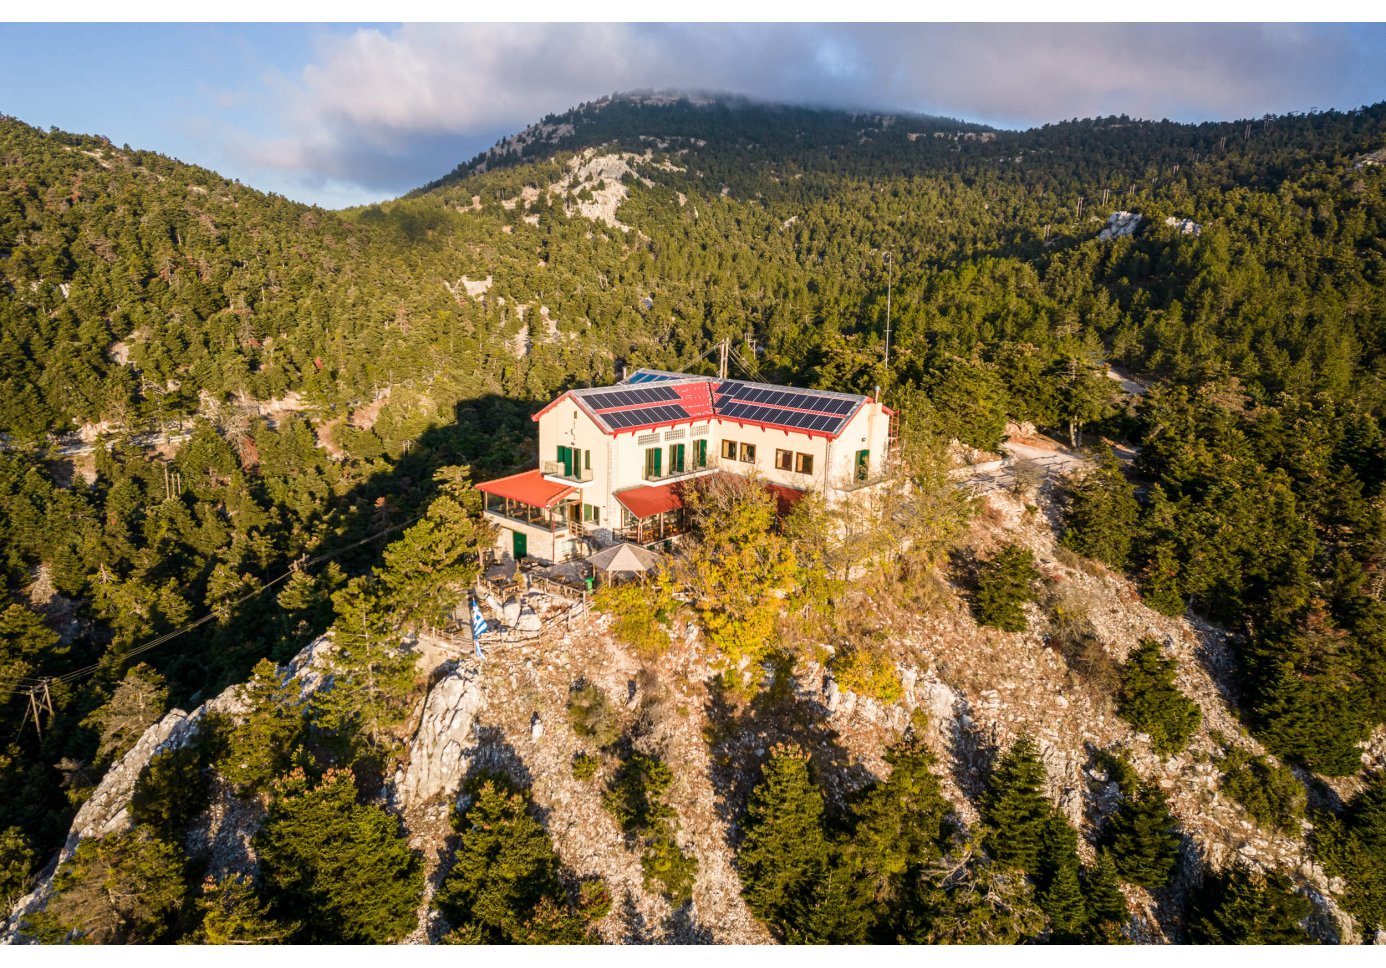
4,635,336,941
394,664,486,812
1099,211,1143,241
1163,216,1202,236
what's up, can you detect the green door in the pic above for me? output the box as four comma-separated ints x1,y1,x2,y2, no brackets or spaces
558,445,573,477
645,447,662,480
512,530,527,560
855,449,870,481
694,439,707,468
670,443,686,473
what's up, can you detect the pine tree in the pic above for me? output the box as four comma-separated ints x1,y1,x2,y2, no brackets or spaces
83,662,168,766
378,465,492,625
311,576,419,766
1061,452,1141,570
981,737,1052,872
255,768,422,943
973,544,1040,632
0,825,34,914
1104,780,1182,889
219,658,303,792
1116,639,1201,756
1081,848,1129,942
845,724,953,925
193,873,297,944
1036,814,1087,941
737,744,829,935
436,775,602,943
1312,770,1386,934
1186,865,1313,944
23,826,185,943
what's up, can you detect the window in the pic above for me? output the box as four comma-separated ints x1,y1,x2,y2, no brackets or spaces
583,503,600,524
739,443,756,463
721,439,739,460
644,447,663,480
584,450,591,471
693,439,708,468
637,432,660,445
795,453,814,475
664,429,685,441
855,449,870,482
775,449,793,471
668,443,686,474
691,424,710,437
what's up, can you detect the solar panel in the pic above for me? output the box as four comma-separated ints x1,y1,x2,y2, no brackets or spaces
819,398,857,415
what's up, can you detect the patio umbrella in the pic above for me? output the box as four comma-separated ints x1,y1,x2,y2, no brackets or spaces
587,542,662,580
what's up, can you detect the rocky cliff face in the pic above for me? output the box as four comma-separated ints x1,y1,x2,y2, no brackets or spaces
5,469,1368,944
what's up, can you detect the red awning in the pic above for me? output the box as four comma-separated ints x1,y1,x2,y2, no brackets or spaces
477,469,576,509
614,482,684,520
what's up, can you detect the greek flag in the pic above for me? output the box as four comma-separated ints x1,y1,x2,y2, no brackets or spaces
470,598,488,659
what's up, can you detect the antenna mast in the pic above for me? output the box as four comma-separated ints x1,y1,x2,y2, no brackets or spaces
884,250,892,373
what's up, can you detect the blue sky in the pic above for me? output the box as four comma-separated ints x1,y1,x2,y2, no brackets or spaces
3,23,1384,209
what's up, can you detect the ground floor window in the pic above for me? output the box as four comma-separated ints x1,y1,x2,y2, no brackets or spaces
795,453,814,475
775,448,793,471
583,503,601,524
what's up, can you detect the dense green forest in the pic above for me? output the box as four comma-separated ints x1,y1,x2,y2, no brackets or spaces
2,93,1386,942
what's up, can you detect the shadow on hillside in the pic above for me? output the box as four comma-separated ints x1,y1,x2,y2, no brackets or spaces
701,665,874,852
948,694,1000,803
162,390,546,701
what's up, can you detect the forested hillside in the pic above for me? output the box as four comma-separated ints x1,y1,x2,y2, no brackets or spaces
2,93,1386,943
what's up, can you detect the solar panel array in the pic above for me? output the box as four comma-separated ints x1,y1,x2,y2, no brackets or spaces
625,371,676,384
714,381,861,435
603,404,688,429
583,386,680,411
575,377,864,436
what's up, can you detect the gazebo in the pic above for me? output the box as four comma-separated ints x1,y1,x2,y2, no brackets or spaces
586,542,663,583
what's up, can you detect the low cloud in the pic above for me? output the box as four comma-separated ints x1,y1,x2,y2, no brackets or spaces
228,23,1386,204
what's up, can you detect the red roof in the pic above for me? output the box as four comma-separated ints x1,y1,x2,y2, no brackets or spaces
477,469,576,509
614,482,685,519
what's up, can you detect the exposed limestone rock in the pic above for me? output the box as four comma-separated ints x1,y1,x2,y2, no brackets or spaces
1099,211,1143,241
1163,215,1202,236
396,664,486,812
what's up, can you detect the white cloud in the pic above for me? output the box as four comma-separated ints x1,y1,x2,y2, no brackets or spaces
224,23,1385,204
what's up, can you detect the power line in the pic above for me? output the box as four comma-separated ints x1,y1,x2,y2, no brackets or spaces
2,510,428,705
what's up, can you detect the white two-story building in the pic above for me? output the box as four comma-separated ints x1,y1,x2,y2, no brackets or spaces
477,369,895,564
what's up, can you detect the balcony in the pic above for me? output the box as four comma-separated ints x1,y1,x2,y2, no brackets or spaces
641,460,714,483
541,460,594,486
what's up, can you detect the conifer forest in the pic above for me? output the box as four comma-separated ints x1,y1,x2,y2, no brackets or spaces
1,91,1386,944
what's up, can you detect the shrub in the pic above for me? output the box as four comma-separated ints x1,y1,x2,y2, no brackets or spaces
1115,639,1201,755
973,543,1040,632
565,681,621,749
641,833,698,906
602,752,674,837
0,826,34,914
831,644,902,703
593,572,675,657
571,752,600,782
1218,748,1306,834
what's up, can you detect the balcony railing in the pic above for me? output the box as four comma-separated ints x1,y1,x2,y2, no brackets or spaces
542,460,593,484
642,460,713,483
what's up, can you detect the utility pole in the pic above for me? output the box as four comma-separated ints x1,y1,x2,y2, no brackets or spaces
718,338,729,380
883,250,893,373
